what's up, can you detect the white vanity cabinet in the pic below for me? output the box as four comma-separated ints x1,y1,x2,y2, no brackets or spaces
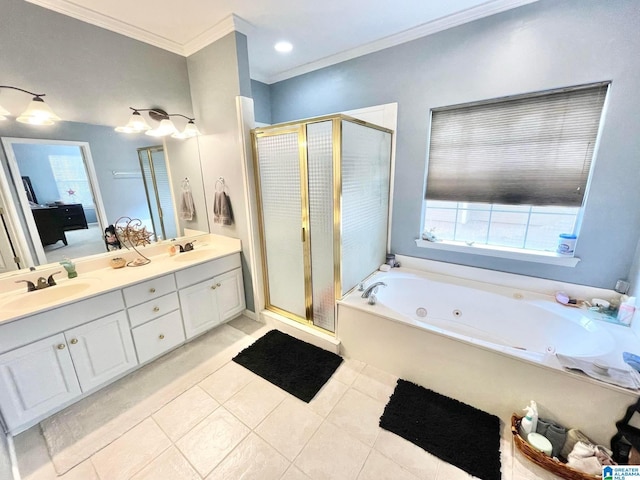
0,244,246,434
0,334,81,432
176,254,245,339
0,290,130,432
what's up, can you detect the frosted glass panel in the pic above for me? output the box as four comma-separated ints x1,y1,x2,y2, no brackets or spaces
256,133,306,318
150,149,177,240
341,120,392,295
140,157,159,233
306,121,335,331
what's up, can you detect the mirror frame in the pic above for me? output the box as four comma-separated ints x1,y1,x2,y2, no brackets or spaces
0,137,109,266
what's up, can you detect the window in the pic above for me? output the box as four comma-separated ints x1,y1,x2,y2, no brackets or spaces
49,155,94,207
423,82,608,255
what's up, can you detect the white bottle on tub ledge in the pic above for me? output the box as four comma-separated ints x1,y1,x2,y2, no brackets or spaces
617,296,636,326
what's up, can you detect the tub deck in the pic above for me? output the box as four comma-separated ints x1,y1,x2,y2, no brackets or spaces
338,269,639,445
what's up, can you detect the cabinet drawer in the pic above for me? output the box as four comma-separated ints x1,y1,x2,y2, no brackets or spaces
131,310,185,364
175,253,241,289
122,274,176,307
128,292,179,328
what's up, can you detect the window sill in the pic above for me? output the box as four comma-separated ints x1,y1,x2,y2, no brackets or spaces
414,239,580,267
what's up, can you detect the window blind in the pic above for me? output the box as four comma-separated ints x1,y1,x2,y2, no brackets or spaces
425,83,608,206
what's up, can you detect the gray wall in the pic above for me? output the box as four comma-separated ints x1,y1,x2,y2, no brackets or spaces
0,0,196,265
269,0,640,289
0,0,193,127
187,32,256,312
251,80,272,125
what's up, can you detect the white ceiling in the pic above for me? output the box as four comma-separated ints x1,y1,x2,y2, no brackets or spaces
26,0,537,84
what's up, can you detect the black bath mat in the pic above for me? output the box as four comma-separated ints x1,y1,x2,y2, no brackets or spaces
380,379,501,480
232,329,343,402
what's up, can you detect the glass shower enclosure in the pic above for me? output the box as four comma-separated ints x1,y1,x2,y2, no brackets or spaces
137,146,177,242
252,115,393,333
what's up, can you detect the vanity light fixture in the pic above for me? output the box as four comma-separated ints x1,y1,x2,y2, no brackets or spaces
115,107,201,138
0,85,61,125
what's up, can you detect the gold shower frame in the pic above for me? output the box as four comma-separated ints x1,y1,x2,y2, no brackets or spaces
251,114,393,334
137,145,167,240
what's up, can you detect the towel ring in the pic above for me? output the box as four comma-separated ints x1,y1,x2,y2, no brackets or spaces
215,176,225,193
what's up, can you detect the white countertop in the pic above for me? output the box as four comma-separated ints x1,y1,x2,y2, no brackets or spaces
0,234,241,325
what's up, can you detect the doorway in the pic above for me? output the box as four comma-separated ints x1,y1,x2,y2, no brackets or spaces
0,138,108,265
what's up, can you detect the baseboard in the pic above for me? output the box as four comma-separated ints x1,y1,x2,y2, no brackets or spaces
242,309,259,321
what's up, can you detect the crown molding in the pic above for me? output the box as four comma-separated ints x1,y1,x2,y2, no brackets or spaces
25,0,185,55
265,0,539,84
183,14,253,57
26,1,254,57
26,0,538,81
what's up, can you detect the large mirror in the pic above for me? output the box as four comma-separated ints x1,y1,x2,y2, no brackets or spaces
0,119,209,275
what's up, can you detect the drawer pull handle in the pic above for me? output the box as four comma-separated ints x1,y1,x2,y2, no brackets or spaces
57,344,66,350
216,283,221,287
149,288,156,293
70,338,78,345
153,306,160,312
159,334,165,340
211,285,216,290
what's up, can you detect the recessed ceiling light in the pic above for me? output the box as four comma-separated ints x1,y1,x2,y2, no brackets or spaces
274,41,293,53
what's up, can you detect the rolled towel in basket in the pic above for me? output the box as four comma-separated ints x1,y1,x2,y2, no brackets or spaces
545,424,567,458
560,428,593,459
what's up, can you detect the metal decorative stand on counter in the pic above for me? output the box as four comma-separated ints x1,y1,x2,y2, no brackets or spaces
114,216,154,267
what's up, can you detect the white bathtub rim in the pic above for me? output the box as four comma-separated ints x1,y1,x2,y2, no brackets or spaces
339,269,640,395
395,254,621,303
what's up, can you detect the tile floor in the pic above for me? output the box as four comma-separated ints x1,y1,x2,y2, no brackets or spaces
13,316,561,480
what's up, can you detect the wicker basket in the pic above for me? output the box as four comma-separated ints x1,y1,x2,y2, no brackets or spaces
511,415,601,480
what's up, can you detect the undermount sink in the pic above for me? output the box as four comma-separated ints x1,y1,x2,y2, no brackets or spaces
172,250,216,262
2,282,93,310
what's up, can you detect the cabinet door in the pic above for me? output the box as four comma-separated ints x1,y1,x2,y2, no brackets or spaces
179,279,222,339
0,334,81,432
216,268,245,321
65,311,137,392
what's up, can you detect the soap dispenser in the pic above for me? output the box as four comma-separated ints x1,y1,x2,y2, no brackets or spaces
519,401,538,438
59,258,77,279
618,296,636,326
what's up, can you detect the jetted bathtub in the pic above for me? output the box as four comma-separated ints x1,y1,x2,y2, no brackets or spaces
337,267,639,444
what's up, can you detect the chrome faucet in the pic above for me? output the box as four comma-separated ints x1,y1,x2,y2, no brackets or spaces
15,271,62,292
361,281,386,298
